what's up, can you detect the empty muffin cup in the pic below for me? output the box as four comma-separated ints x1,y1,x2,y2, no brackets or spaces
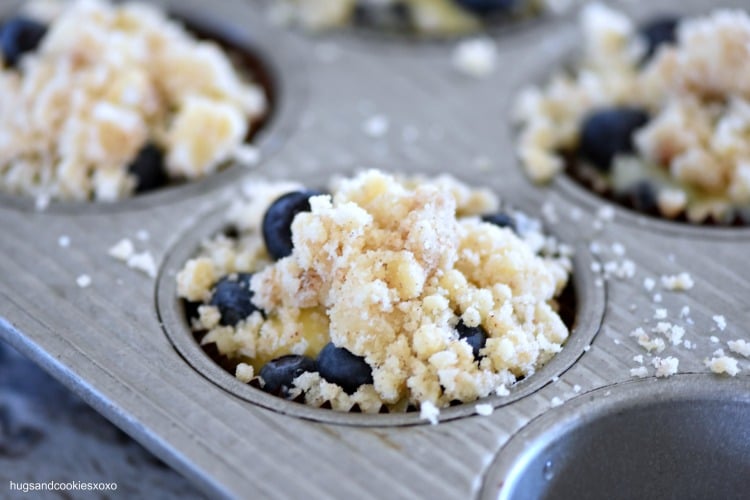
482,374,750,500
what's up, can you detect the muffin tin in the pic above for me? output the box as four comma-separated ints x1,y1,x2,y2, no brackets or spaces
0,0,748,498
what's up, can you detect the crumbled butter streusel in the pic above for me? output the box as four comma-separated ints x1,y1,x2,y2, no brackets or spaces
705,356,741,376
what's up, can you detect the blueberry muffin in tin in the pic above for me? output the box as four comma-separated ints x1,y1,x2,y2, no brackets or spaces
275,0,582,37
177,170,573,415
517,3,750,225
0,0,267,203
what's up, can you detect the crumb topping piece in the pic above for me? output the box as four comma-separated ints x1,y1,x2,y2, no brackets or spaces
705,356,741,377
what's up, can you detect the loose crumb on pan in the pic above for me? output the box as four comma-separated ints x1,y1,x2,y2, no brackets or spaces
76,274,92,288
452,38,497,79
550,396,563,407
109,238,157,278
127,251,157,278
630,327,665,353
596,206,615,222
728,339,750,358
475,403,494,416
630,366,649,378
362,115,389,138
651,356,679,378
420,401,440,425
495,385,510,397
705,356,741,376
652,322,685,346
108,239,135,261
660,273,694,292
712,315,727,331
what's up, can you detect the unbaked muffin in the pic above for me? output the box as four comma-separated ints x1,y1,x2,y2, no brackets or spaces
0,0,267,204
274,0,583,37
516,3,750,225
177,170,573,415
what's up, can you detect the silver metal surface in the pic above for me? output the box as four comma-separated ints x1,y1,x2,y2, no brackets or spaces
482,374,750,500
0,0,749,498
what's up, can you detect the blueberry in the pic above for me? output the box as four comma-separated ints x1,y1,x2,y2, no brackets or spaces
624,180,658,213
453,0,518,15
262,190,323,261
317,343,373,394
481,212,516,232
353,2,412,31
127,143,168,193
579,107,650,172
457,320,487,359
639,17,678,61
209,273,261,326
259,355,317,397
1,17,47,68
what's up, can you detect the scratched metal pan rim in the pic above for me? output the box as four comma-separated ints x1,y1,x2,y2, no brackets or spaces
155,179,606,427
481,373,750,500
0,0,308,215
504,0,750,240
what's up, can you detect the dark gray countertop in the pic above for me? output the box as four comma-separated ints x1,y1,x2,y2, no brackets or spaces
0,339,205,499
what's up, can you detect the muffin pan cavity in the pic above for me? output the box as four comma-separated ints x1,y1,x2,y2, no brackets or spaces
156,188,605,426
511,0,750,237
0,0,306,213
482,374,750,500
273,0,568,41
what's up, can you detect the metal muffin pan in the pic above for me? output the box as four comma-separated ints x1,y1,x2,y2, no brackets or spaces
0,0,748,498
